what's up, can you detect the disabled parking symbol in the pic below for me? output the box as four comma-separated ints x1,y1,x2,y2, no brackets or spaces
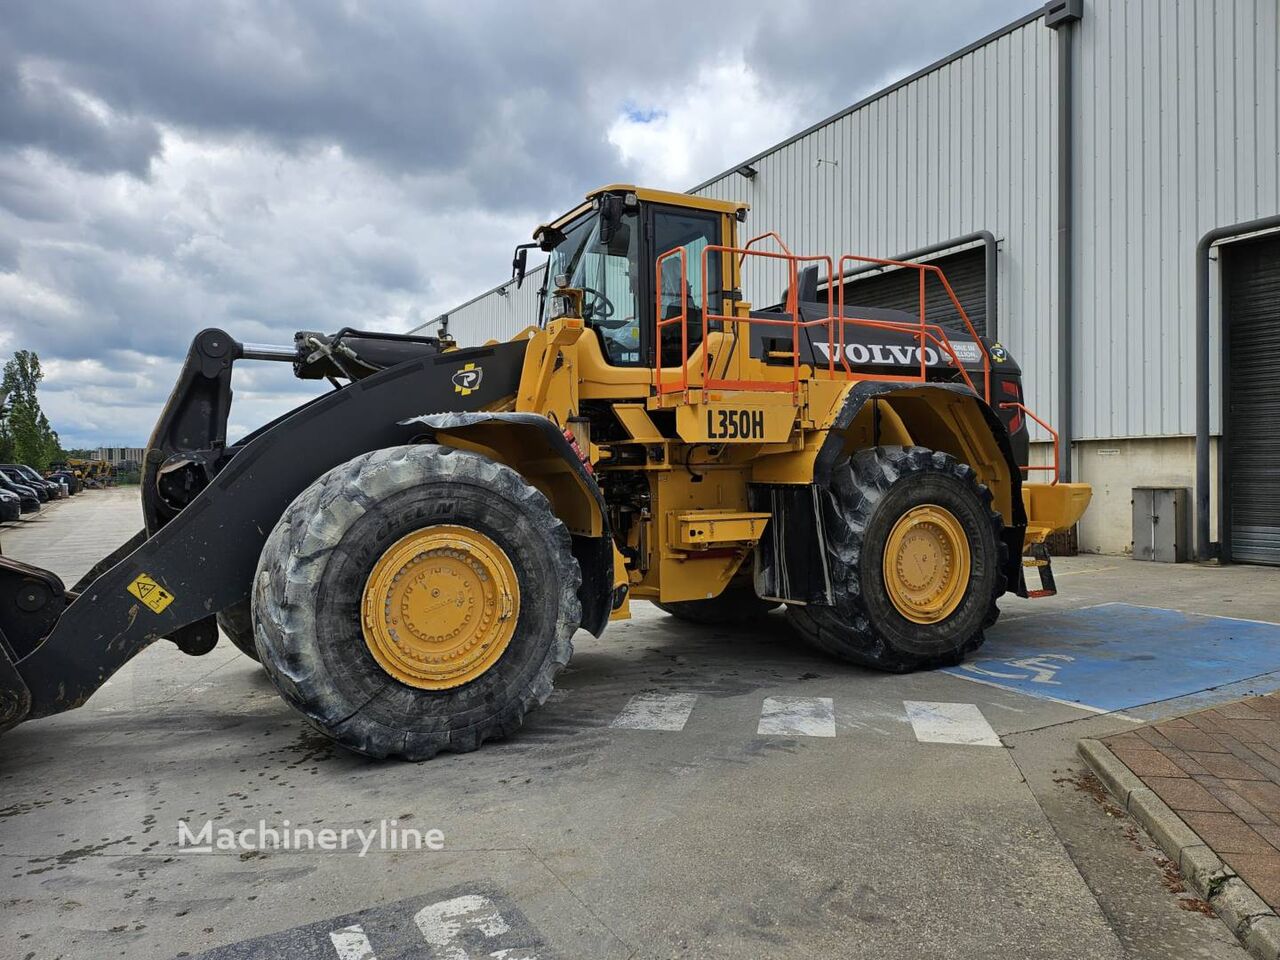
960,654,1074,685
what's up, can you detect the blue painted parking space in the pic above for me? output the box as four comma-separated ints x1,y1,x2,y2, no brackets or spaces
945,602,1280,713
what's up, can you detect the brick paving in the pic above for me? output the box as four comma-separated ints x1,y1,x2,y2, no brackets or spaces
1103,691,1280,909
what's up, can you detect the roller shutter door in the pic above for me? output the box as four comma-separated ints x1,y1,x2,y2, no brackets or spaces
1225,234,1280,565
837,247,987,336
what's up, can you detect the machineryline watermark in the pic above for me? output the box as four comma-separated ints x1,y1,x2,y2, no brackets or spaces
177,818,444,857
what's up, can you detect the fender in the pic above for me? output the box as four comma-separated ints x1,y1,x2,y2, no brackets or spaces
817,380,1027,591
404,411,614,638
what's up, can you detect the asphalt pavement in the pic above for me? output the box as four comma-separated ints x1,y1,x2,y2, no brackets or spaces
3,487,1278,959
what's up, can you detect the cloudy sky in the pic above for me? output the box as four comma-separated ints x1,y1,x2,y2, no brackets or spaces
0,0,1029,447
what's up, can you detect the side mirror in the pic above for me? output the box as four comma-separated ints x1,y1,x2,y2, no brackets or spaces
511,244,533,288
598,194,624,246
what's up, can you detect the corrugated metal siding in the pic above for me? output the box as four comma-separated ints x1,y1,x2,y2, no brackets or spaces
1074,0,1280,439
422,264,547,345
696,18,1057,435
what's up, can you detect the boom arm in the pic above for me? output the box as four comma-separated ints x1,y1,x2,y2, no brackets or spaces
0,332,526,733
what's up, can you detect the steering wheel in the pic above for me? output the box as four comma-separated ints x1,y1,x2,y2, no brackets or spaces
579,285,615,321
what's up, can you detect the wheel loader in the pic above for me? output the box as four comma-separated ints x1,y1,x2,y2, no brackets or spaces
0,185,1090,760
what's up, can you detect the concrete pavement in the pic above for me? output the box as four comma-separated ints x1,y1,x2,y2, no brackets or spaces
2,488,1276,958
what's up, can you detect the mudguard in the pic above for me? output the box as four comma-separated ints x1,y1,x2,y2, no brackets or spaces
818,380,1028,592
753,381,1027,606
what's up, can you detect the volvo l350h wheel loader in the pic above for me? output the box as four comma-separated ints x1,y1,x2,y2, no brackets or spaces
0,185,1091,760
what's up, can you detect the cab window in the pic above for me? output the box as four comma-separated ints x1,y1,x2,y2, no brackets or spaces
653,208,722,361
541,209,643,365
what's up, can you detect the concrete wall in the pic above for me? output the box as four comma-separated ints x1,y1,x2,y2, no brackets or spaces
1063,437,1217,556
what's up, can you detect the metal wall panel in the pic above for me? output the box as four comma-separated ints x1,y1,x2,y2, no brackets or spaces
1074,0,1280,440
417,264,547,345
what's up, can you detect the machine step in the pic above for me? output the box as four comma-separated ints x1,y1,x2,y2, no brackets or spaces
672,511,771,551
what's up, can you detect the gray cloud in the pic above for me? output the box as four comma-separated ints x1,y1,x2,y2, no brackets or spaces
0,0,1030,447
0,43,162,178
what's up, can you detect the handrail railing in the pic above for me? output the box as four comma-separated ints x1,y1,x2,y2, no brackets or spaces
653,241,995,402
654,246,690,394
699,245,835,395
836,254,990,402
1000,402,1059,485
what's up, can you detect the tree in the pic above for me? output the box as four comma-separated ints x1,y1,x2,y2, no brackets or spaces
0,350,63,470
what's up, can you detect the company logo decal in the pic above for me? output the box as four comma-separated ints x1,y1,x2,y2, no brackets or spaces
451,362,483,396
814,339,986,368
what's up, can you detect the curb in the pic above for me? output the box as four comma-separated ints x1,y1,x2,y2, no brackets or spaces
1078,738,1280,960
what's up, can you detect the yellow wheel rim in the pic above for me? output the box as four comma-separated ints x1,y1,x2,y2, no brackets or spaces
882,505,971,625
360,525,519,690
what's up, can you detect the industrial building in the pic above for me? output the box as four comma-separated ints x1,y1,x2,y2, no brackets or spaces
414,0,1280,564
94,446,146,468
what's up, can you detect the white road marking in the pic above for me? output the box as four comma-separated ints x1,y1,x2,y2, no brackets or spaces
757,696,836,737
329,924,377,960
1093,600,1280,628
944,671,1142,718
610,693,698,731
903,701,1002,747
415,894,541,960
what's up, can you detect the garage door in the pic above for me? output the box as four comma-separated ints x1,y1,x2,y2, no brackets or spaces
1225,234,1280,565
837,246,987,336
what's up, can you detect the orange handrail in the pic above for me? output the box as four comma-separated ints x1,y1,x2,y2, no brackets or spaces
700,244,834,395
999,402,1059,485
836,254,991,403
653,246,689,395
652,241,995,403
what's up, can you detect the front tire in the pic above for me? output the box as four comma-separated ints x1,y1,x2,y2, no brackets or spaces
787,446,1005,672
217,601,259,661
253,444,581,760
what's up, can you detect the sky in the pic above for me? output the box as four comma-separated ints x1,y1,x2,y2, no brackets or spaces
0,0,1030,447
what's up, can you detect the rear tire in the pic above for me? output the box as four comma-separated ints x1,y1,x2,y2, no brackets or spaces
786,446,1005,672
655,579,780,625
216,601,260,662
253,444,581,760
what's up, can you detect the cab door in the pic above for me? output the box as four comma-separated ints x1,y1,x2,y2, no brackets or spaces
645,205,726,369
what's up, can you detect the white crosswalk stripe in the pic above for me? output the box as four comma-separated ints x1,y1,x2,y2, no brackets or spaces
329,924,377,960
610,693,698,731
757,696,836,737
903,700,1002,747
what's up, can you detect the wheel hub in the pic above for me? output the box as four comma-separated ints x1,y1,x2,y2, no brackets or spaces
361,525,519,690
882,505,971,624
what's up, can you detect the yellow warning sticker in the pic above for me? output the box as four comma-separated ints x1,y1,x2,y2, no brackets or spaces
127,572,176,614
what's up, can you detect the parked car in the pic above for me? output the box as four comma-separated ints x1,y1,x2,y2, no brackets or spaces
0,466,51,502
0,472,40,513
4,463,65,499
0,488,20,522
48,470,81,494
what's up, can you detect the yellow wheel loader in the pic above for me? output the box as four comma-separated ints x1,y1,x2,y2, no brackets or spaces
0,185,1090,759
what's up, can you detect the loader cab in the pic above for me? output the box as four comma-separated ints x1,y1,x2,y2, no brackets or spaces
533,186,744,369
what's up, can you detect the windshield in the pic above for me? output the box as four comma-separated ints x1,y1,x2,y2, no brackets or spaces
541,209,642,365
